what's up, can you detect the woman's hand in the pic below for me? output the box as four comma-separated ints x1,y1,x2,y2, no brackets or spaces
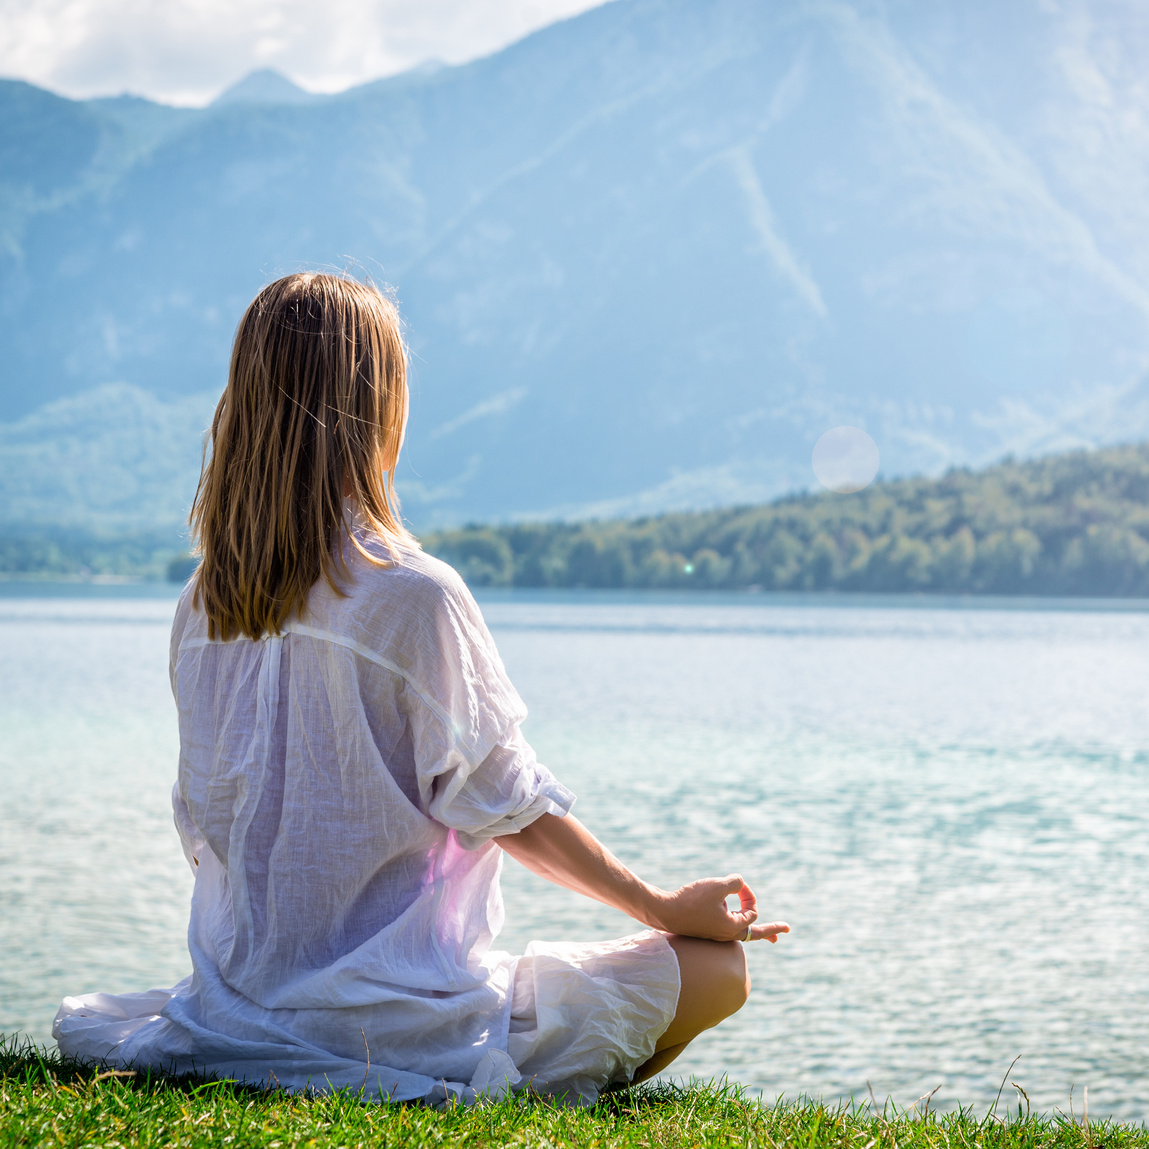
495,814,789,944
648,874,789,943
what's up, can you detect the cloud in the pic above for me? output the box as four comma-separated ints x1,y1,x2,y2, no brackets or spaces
428,387,527,440
0,0,608,105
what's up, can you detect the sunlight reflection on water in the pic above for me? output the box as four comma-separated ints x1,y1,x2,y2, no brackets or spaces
1,589,1146,1119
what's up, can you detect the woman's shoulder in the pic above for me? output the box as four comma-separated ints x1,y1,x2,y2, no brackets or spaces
350,542,470,611
315,539,485,652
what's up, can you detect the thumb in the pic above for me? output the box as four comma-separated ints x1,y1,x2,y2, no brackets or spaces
717,873,744,897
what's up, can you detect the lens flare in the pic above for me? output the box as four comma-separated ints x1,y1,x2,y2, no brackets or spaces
811,426,880,493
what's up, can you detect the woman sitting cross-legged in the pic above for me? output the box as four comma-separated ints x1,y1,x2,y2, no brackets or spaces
53,273,788,1105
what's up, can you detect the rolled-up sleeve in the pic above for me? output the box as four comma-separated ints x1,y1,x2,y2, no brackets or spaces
427,724,575,849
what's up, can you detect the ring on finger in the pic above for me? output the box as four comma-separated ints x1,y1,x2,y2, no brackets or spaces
744,924,752,942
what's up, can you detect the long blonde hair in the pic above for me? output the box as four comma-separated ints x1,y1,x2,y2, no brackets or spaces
191,272,415,641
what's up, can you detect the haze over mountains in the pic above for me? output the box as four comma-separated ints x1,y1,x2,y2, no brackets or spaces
2,0,1148,534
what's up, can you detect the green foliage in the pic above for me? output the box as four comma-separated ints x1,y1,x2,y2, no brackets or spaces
423,444,1149,596
0,529,186,582
7,443,1149,596
165,553,200,583
1,1039,1146,1149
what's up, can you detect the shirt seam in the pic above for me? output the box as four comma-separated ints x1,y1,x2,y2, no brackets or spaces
177,625,487,764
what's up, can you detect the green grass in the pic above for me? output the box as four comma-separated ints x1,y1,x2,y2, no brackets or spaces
2,1040,1146,1149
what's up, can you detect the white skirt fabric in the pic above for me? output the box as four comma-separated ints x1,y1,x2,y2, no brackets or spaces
508,930,681,1104
53,929,680,1107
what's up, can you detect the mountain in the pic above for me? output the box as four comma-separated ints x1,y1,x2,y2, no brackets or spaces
2,0,1148,531
211,69,317,107
0,383,214,532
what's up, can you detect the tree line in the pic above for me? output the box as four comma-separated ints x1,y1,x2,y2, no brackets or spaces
5,442,1149,595
0,529,186,581
422,443,1149,596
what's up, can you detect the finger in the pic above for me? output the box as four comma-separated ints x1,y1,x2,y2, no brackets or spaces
749,921,790,942
730,907,758,931
717,873,744,897
738,881,758,914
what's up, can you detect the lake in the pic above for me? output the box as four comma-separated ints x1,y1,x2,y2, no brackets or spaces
1,585,1146,1120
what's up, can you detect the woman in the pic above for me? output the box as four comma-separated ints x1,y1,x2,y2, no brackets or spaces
54,273,788,1105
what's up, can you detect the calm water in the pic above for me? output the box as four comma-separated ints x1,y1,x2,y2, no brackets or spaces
1,586,1147,1120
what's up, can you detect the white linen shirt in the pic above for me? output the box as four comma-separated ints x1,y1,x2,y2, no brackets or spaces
159,542,575,1098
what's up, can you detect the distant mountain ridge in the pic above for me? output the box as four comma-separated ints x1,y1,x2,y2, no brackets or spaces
211,69,317,107
2,0,1149,530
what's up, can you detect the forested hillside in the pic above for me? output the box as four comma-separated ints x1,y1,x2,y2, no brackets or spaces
6,443,1149,595
423,444,1149,596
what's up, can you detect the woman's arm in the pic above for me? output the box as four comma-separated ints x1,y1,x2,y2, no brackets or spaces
494,812,788,943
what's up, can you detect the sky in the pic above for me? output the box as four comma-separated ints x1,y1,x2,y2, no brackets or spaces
0,0,609,105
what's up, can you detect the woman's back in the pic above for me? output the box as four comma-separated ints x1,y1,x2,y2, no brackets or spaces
167,542,573,1082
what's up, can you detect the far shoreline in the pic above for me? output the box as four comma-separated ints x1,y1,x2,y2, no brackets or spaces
4,578,1149,614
